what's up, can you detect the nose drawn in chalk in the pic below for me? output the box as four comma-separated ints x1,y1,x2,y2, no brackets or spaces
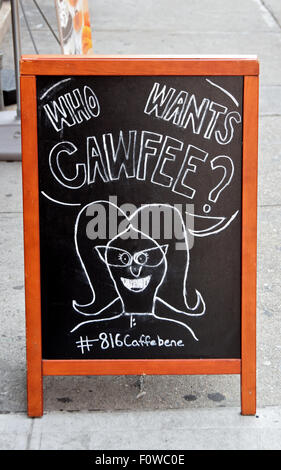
129,265,143,278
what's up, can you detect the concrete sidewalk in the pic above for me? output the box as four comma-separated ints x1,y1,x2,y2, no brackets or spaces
0,0,281,450
1,406,281,450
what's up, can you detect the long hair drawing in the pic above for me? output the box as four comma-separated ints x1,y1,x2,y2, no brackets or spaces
71,200,205,339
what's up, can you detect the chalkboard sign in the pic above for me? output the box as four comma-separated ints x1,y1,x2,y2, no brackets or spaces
20,56,259,417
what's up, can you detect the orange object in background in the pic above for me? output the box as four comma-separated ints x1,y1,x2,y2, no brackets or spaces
84,10,90,27
82,25,92,54
55,0,93,54
73,10,83,32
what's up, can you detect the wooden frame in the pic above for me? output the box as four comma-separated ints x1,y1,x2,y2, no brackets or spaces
20,55,258,417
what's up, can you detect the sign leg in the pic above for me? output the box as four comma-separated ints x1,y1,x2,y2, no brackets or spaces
240,76,258,416
26,357,43,418
21,75,43,417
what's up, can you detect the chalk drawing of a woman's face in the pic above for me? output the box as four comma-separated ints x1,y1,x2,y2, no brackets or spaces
96,226,168,315
72,201,206,338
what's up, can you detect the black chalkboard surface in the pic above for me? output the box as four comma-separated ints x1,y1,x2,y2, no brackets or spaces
36,75,243,360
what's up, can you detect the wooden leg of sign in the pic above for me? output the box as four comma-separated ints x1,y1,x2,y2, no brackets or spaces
21,75,43,417
26,355,43,418
241,75,259,415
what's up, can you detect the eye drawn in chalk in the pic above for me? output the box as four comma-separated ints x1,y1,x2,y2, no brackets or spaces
71,201,206,340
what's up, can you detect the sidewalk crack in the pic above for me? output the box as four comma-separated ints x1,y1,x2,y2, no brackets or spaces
26,418,35,450
259,0,281,29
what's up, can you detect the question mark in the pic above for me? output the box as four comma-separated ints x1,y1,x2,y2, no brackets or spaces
203,156,234,213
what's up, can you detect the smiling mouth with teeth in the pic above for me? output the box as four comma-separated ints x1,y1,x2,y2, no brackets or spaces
120,275,151,292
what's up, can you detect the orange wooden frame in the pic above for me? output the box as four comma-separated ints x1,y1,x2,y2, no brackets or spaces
20,55,258,417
